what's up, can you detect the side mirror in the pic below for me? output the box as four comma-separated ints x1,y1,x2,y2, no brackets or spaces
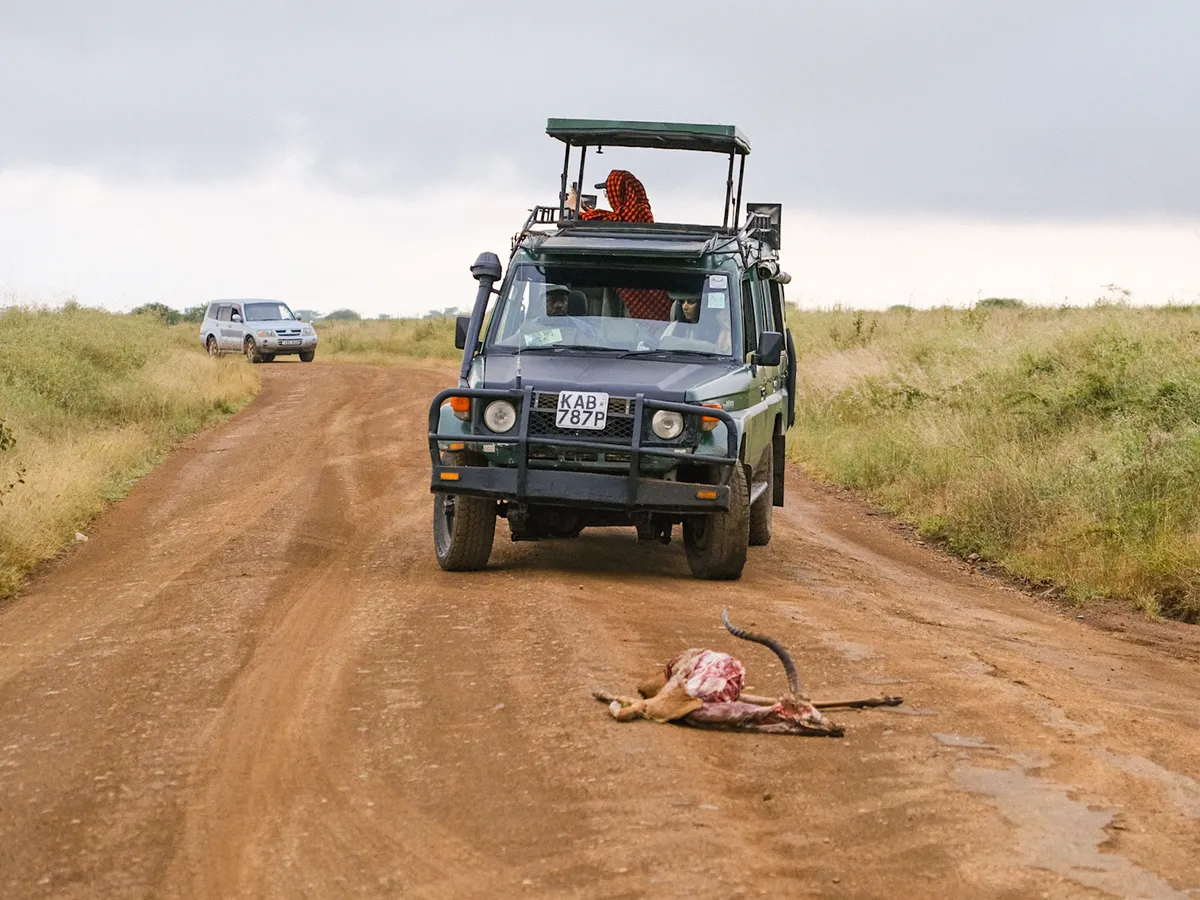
231,313,243,323
756,331,784,367
454,315,471,350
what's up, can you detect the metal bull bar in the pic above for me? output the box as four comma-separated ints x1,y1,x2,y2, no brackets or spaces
428,386,740,511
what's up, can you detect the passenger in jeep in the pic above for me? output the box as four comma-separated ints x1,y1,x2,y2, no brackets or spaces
662,292,733,353
579,170,672,322
582,170,655,224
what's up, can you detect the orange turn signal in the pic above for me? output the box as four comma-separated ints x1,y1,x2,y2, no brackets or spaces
446,395,471,421
696,490,719,500
700,403,723,431
447,442,465,451
439,472,460,481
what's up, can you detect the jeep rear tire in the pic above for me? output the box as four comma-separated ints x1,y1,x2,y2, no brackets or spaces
683,464,749,579
206,335,220,357
749,446,773,546
433,452,496,571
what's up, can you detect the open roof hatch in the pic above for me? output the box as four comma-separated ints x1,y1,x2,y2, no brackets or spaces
546,118,752,230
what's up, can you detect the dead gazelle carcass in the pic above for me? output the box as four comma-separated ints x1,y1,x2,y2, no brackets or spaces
594,610,902,737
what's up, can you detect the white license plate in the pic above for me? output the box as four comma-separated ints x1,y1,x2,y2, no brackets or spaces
280,339,301,346
555,391,609,430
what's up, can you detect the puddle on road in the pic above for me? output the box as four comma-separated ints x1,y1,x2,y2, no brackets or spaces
956,765,1189,900
1096,749,1200,820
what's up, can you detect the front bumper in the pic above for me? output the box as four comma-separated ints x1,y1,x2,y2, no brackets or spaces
428,386,739,512
258,335,317,352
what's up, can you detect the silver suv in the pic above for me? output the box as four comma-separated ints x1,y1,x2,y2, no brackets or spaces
199,299,318,363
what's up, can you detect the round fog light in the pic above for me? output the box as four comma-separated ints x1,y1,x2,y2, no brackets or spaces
651,410,685,440
483,400,517,433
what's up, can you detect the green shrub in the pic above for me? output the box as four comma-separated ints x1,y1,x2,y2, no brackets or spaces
787,303,1200,620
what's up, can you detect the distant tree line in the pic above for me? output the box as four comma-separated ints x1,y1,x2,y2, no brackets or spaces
124,303,428,323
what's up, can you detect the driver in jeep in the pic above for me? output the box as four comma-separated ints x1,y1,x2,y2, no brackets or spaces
517,283,597,345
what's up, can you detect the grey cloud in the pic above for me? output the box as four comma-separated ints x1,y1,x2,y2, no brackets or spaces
3,0,1198,216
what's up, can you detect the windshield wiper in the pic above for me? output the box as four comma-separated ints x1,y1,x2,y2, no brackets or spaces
518,344,625,353
619,348,726,360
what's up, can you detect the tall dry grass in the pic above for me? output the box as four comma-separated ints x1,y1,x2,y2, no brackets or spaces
787,303,1200,620
0,305,258,598
305,317,460,363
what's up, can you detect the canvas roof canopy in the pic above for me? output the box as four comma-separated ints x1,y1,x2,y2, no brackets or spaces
546,118,751,156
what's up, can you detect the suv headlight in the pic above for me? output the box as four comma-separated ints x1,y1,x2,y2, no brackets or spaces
483,400,517,433
301,325,315,335
651,410,684,440
255,328,275,338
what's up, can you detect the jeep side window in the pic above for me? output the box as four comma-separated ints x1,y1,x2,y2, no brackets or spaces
741,277,757,359
206,303,219,320
759,275,775,333
217,306,232,322
768,280,785,333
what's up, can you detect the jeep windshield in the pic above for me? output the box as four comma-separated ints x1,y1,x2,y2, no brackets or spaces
244,302,297,322
488,264,734,357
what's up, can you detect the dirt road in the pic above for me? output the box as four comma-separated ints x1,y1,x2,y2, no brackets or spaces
1,362,1198,899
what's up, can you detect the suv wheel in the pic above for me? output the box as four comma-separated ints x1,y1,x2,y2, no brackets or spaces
433,452,496,570
299,350,315,362
206,335,220,357
749,446,773,546
683,464,749,579
244,337,263,364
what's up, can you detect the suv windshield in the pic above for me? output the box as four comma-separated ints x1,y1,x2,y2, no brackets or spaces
244,302,296,322
488,265,734,356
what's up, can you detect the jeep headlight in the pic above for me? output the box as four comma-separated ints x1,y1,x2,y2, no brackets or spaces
301,325,315,335
483,400,517,433
651,410,684,440
255,328,275,338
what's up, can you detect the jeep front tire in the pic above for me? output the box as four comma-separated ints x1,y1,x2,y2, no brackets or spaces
683,464,749,579
432,452,496,570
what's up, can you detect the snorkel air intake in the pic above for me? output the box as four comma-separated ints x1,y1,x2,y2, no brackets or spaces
461,252,502,386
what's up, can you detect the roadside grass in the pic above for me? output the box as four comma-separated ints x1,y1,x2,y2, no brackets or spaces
0,305,258,600
787,303,1200,621
303,317,460,363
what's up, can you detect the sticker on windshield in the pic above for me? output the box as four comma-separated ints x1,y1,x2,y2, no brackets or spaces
708,274,728,289
706,291,726,309
523,328,563,347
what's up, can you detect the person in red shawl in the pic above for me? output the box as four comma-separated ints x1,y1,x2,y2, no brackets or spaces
577,170,672,321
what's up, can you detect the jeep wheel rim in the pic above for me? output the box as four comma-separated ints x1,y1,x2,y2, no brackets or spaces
434,494,456,557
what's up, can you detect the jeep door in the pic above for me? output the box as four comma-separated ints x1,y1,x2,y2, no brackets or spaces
738,273,783,470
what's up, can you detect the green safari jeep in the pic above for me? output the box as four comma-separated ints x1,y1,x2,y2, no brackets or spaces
428,118,796,579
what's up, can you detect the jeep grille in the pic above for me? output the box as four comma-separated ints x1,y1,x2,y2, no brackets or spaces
529,391,685,445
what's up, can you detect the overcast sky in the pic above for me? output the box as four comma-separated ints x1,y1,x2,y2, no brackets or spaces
3,1,1198,317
